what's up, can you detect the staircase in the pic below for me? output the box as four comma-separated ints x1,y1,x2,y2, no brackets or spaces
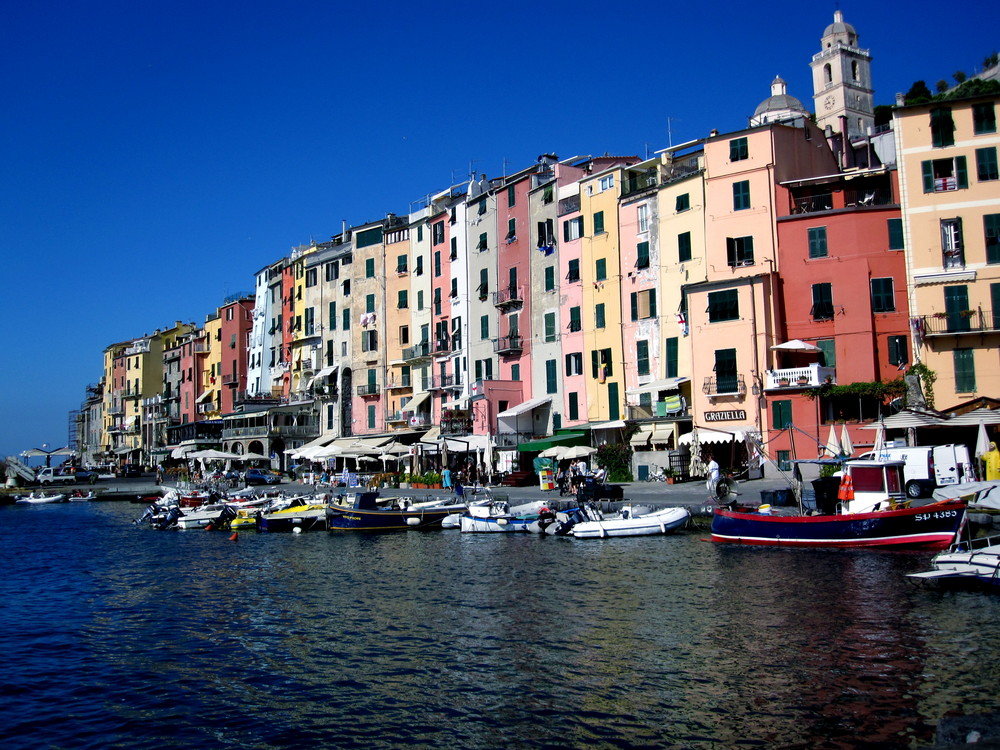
5,456,37,486
499,470,535,487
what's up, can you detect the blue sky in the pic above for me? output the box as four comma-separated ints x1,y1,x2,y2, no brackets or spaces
1,0,996,461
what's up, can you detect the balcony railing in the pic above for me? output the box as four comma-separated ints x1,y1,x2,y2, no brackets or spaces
765,365,837,390
844,187,894,207
428,374,462,391
494,431,543,448
922,309,1000,336
432,337,451,355
402,342,432,362
702,374,747,397
493,286,524,308
222,373,239,385
385,378,412,390
357,383,380,396
626,403,690,421
494,334,524,354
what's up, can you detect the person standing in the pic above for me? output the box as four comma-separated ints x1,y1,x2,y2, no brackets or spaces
442,466,453,491
706,455,720,492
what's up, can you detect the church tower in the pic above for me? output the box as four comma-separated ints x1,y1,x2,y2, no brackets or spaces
810,10,874,139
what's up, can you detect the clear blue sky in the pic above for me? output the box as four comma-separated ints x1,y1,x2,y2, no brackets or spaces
1,0,995,460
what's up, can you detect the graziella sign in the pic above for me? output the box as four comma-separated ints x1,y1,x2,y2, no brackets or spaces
704,409,747,422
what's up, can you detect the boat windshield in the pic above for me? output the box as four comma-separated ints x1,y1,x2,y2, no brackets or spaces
851,466,886,492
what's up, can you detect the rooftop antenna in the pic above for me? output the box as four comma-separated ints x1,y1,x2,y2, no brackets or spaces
667,117,674,148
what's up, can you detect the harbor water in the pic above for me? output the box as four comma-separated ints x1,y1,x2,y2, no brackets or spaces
2,500,998,749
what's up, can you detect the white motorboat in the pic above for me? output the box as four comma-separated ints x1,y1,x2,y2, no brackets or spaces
16,492,66,504
459,500,548,533
572,505,690,539
908,534,1000,588
68,490,96,502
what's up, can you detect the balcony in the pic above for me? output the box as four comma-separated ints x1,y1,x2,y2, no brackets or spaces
385,378,412,391
494,431,542,448
432,337,451,356
626,402,689,421
922,309,1000,337
386,411,408,424
402,342,432,362
428,374,462,391
493,286,524,309
234,391,287,407
357,383,380,397
765,365,837,390
222,373,239,386
702,374,747,397
494,334,524,355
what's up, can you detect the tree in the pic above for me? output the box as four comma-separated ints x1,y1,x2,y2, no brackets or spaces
984,51,999,70
953,71,967,84
904,80,933,105
936,80,949,93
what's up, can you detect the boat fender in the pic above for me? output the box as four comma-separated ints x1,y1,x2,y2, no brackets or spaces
292,527,302,534
406,517,421,526
497,518,509,526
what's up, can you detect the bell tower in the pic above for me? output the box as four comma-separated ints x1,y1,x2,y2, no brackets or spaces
810,10,874,139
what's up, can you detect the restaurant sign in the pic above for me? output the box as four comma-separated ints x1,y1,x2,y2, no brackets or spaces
704,409,747,422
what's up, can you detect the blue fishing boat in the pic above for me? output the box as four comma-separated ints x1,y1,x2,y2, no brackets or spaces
326,491,464,531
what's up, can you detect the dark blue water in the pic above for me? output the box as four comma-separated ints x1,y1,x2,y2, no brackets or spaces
1,501,997,749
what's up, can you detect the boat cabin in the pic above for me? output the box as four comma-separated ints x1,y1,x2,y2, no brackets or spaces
843,459,906,513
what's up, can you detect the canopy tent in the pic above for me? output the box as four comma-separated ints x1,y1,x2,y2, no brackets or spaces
859,409,948,429
21,446,76,458
946,407,1000,426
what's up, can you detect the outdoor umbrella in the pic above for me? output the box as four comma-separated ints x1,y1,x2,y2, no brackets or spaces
538,446,567,458
871,420,888,462
688,428,706,478
560,445,596,460
976,421,991,459
840,425,854,457
823,426,841,458
769,339,822,352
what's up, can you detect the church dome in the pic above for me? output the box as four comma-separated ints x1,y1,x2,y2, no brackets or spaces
822,10,857,46
752,76,809,123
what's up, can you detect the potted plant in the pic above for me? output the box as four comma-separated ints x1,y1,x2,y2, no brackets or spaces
664,467,677,484
777,377,790,387
797,375,809,385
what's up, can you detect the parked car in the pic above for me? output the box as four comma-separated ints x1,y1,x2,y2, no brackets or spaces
245,468,282,485
37,467,99,485
119,464,143,478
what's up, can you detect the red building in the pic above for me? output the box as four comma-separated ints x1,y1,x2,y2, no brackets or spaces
218,296,255,414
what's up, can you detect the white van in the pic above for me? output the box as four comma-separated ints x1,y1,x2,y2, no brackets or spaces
859,444,974,498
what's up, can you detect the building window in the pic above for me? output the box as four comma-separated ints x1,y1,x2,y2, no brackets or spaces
432,220,445,245
922,156,969,192
596,258,607,281
707,289,739,322
506,218,516,243
367,404,376,429
450,237,457,260
595,303,606,329
974,102,997,135
976,147,999,181
726,235,754,266
396,254,408,273
480,315,489,340
636,241,650,269
729,137,749,161
772,399,792,430
414,255,423,276
944,285,971,332
985,214,1000,264
563,216,584,242
325,261,339,282
433,288,441,315
433,251,441,277
304,307,315,335
871,278,895,313
930,106,955,147
417,290,424,310
675,193,690,212
636,340,650,376
888,335,908,367
630,289,657,320
477,268,489,299
544,266,555,292
678,231,692,263
808,227,828,259
593,211,605,234
566,258,581,282
450,278,458,298
507,184,516,207
941,218,964,268
565,352,584,377
305,268,317,287
397,290,408,309
591,348,613,378
733,180,750,211
888,218,904,250
811,283,834,320
637,204,649,233
511,364,520,381
544,312,557,342
777,450,792,471
362,330,378,352
568,392,579,421
400,326,409,345
665,337,678,378
954,348,976,393
568,306,581,332
328,301,337,330
366,293,375,313
478,199,487,216
545,359,558,393
365,258,375,278
599,174,614,192
714,348,738,394
477,232,488,251
817,339,835,367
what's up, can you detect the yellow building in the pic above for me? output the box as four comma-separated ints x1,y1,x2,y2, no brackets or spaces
895,93,1000,407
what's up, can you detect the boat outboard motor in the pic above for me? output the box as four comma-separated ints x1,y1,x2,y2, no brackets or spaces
154,506,181,530
213,505,238,530
134,503,158,525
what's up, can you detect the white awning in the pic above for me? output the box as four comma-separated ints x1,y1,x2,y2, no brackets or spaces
651,423,676,444
679,426,756,445
859,410,947,429
946,407,1000,425
497,396,552,418
444,434,492,452
625,377,689,395
196,390,214,403
420,427,441,443
296,435,336,451
403,391,430,412
588,420,626,430
314,365,338,380
630,424,653,447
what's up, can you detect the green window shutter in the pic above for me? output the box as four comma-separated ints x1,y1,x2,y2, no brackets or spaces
569,306,581,332
343,308,350,330
544,313,556,341
676,193,690,212
329,301,337,330
591,350,599,378
956,156,968,189
546,360,557,393
594,211,605,234
808,227,828,258
771,400,792,430
922,160,935,193
365,258,375,277
630,292,638,321
733,180,750,210
636,241,650,268
366,294,375,313
474,360,482,381
888,335,908,366
954,349,976,392
985,214,1000,264
665,337,678,378
977,147,999,181
992,283,1000,329
649,289,657,318
636,340,649,375
678,231,692,262
596,258,607,280
478,199,487,216
544,266,555,291
595,303,605,328
480,315,489,339
563,219,571,242
888,218,904,250
568,392,579,421
871,278,894,313
507,185,516,207
398,290,408,308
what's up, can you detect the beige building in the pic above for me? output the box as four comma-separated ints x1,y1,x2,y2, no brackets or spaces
895,93,1000,407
